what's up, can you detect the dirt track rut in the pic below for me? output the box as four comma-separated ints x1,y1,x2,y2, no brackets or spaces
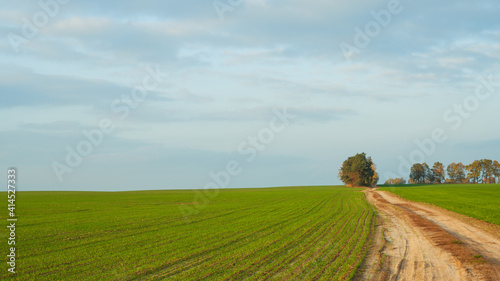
360,189,500,281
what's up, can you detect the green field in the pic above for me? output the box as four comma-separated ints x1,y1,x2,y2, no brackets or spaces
1,186,375,280
379,184,500,225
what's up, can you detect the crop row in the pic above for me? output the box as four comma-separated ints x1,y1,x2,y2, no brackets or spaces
0,186,375,280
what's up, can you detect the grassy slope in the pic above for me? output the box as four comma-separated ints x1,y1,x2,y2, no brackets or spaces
379,184,500,225
0,186,375,281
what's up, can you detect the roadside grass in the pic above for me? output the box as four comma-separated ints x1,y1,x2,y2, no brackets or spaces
379,184,500,226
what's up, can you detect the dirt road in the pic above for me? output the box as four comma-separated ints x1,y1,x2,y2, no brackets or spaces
359,189,500,281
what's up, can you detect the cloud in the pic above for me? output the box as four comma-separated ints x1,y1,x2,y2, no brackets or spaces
290,106,356,122
0,70,169,108
108,104,353,125
175,89,214,103
17,120,83,132
1,1,500,191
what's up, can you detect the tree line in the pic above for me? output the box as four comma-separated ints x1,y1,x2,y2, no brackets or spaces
385,159,500,185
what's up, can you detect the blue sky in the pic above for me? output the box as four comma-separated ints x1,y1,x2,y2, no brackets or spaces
1,0,499,191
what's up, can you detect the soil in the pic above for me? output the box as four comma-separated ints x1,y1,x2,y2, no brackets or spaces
359,188,500,281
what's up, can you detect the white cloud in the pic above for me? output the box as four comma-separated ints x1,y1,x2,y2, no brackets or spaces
1,0,500,190
50,17,113,35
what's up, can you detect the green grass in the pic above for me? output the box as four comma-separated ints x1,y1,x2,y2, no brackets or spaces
379,183,500,225
0,186,375,280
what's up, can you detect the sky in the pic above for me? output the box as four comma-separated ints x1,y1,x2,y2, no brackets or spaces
1,0,499,191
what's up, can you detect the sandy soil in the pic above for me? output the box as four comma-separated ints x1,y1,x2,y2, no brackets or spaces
359,189,500,281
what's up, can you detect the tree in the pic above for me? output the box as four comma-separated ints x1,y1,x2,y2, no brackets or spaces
445,178,455,184
479,159,495,183
447,162,465,183
371,163,379,187
432,162,445,184
384,178,406,185
338,153,377,187
493,160,500,183
466,160,482,183
422,163,435,184
409,163,425,184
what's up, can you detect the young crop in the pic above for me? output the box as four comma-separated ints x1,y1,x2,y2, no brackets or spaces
0,186,375,280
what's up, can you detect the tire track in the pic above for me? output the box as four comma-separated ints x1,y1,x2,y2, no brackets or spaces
362,189,498,281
